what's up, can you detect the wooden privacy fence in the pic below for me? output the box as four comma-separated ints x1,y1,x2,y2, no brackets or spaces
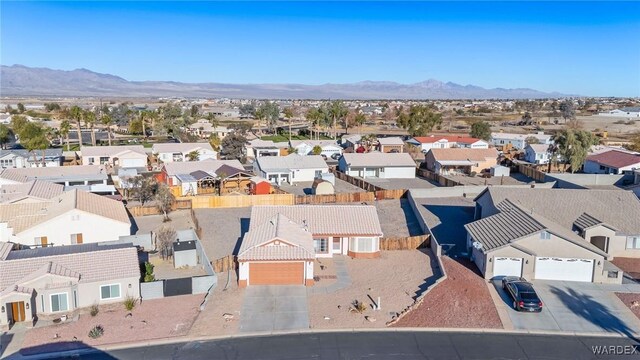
379,234,430,250
174,198,193,209
416,168,462,187
516,163,546,182
295,192,375,204
332,170,407,199
128,205,161,216
212,255,238,273
180,193,296,208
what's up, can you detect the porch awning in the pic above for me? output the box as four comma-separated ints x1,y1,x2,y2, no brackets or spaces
438,160,476,166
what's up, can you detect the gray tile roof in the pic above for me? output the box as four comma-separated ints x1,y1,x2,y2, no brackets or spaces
152,142,214,154
479,188,640,235
573,213,613,232
163,159,244,177
250,205,383,237
255,154,328,172
238,213,315,261
0,180,65,204
0,165,107,183
81,145,147,157
342,152,416,168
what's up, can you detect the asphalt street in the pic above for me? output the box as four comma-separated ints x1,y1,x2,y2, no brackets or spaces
43,331,640,360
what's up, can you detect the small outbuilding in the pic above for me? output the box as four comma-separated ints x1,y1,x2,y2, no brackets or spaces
250,176,272,195
490,165,511,177
312,179,335,195
173,239,198,268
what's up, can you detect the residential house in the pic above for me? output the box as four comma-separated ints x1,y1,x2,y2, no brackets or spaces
80,146,148,169
152,142,217,163
238,205,383,287
0,180,64,204
290,140,342,158
0,189,131,247
160,159,246,195
187,119,232,139
599,107,640,118
377,137,404,153
0,242,140,328
466,187,640,282
406,135,489,152
338,152,416,179
424,148,499,175
246,139,280,158
524,144,552,165
490,132,552,150
0,166,112,195
584,149,640,175
253,154,328,186
341,134,362,149
0,149,64,169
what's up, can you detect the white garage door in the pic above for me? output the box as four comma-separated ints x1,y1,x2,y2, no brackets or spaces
493,257,523,278
535,257,594,282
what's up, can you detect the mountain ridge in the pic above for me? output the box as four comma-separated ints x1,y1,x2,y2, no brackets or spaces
0,64,574,99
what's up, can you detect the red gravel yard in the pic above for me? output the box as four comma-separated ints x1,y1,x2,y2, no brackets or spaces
616,293,640,320
21,295,203,355
392,257,503,328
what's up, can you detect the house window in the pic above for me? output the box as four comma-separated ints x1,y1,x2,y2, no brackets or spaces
34,236,48,247
540,231,551,240
70,233,83,244
100,284,121,300
99,157,109,164
315,170,322,178
626,236,640,249
88,157,95,165
352,237,375,252
314,238,328,253
41,295,45,312
600,165,606,171
50,293,69,312
73,290,78,308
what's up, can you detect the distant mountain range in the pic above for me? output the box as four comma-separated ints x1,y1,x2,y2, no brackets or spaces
0,64,572,99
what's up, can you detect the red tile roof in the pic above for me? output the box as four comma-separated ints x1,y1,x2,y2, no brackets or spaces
587,150,640,169
413,135,484,144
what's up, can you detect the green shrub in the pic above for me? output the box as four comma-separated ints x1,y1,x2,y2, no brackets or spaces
143,262,155,282
88,325,104,339
124,296,137,311
90,304,99,317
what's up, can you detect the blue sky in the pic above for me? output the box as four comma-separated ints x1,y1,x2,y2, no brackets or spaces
1,1,639,96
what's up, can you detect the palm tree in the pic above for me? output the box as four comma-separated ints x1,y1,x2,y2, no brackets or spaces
101,114,113,146
60,120,71,151
186,150,199,161
206,112,219,129
328,100,348,140
69,106,84,147
283,107,295,144
83,110,97,146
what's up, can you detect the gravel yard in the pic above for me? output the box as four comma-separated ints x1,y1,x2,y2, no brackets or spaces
21,295,203,355
150,254,207,280
392,257,503,329
279,178,365,196
189,271,244,337
362,177,437,190
193,207,252,259
132,210,195,235
616,293,640,320
375,199,423,237
441,173,533,186
308,250,438,329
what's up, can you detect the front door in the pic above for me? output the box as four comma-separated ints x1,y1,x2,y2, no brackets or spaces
11,301,26,322
332,237,341,253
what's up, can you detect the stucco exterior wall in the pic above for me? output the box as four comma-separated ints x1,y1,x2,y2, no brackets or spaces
382,166,416,179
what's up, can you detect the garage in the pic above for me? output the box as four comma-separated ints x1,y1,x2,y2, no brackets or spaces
534,257,594,282
492,257,523,278
248,262,304,286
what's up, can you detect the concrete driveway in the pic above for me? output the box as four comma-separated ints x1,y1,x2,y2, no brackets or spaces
240,285,309,333
492,280,640,335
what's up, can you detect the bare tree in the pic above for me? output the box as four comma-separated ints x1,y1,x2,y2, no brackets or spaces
156,225,176,260
130,176,157,205
155,183,175,222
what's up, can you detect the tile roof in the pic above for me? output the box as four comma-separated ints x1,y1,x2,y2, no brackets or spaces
478,188,640,235
163,159,244,176
586,150,640,169
0,165,107,183
256,154,328,172
290,140,340,148
413,135,484,144
0,244,140,291
151,142,214,154
491,132,552,142
238,213,315,261
0,189,130,234
250,205,383,237
81,145,147,157
0,148,63,159
429,148,499,162
0,180,65,203
527,144,551,153
573,213,607,232
342,152,416,168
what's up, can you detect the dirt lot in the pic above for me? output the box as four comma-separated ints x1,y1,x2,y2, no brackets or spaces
21,295,203,355
616,293,640,320
132,210,195,235
188,271,244,337
150,254,207,280
308,250,439,329
442,172,534,186
279,178,365,196
193,207,252,260
362,177,437,190
376,199,423,237
392,257,503,329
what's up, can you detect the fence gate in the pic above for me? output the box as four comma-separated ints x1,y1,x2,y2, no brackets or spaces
163,278,192,297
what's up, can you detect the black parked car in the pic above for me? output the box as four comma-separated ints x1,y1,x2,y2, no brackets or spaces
501,277,543,312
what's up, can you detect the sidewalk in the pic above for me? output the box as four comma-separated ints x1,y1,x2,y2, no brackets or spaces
307,256,351,295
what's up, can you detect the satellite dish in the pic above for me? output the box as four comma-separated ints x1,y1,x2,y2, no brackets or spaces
472,241,483,250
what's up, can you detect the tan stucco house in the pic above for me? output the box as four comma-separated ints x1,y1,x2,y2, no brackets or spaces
424,148,499,175
0,242,140,329
238,205,383,287
465,188,640,283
